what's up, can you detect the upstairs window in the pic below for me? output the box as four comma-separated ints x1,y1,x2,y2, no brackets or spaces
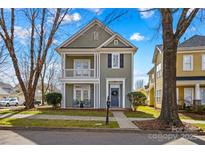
114,40,119,46
202,54,205,70
156,63,162,78
183,55,193,71
156,89,162,104
112,53,120,69
93,31,99,40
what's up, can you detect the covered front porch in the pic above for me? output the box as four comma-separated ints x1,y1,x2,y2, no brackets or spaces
176,81,205,108
61,82,100,108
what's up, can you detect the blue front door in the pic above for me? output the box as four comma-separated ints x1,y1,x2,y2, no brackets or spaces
111,88,119,107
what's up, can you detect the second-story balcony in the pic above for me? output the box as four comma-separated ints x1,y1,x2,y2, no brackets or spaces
65,69,95,78
62,53,99,79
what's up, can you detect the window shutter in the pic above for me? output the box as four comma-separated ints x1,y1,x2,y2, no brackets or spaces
108,54,112,68
120,54,124,68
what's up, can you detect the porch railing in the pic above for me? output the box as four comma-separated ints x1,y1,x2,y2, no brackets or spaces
64,69,95,78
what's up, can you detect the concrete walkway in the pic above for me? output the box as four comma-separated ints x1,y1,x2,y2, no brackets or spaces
0,113,116,121
112,111,139,129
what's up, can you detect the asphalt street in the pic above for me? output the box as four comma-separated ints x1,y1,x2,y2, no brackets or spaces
0,130,205,145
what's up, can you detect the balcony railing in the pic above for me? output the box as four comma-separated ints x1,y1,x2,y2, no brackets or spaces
64,69,95,78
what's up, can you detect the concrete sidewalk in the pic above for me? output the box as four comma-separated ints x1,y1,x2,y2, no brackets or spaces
112,111,139,129
0,113,116,121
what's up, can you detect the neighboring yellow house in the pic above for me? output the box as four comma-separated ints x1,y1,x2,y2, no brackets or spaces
147,35,205,108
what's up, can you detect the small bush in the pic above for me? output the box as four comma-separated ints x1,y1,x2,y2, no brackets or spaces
45,92,62,107
127,91,147,106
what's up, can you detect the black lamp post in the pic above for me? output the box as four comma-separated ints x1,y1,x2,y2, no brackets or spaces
106,96,111,125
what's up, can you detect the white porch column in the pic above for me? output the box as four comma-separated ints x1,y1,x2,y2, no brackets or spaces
94,53,96,78
195,83,201,100
61,83,66,108
94,83,96,108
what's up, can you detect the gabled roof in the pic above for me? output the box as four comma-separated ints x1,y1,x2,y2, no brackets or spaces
147,66,155,75
56,19,137,52
179,35,205,48
152,44,163,63
152,35,205,63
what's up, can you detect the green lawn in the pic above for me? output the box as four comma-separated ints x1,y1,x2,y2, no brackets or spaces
0,108,113,117
0,118,119,128
192,123,205,131
124,106,160,118
124,105,205,121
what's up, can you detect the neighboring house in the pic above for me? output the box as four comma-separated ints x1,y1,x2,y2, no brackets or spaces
0,82,13,99
12,84,59,103
147,35,205,108
146,67,155,107
56,19,137,109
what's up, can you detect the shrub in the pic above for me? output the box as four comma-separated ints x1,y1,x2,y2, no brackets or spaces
127,91,147,106
45,92,62,108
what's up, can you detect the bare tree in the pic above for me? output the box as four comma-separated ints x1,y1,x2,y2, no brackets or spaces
40,50,59,105
0,44,8,71
0,8,69,109
158,9,199,126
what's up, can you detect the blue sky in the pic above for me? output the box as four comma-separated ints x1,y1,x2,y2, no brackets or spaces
1,8,205,88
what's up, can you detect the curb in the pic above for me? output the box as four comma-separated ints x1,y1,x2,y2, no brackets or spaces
0,126,204,135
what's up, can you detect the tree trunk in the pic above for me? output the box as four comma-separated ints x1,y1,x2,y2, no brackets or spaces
158,9,182,126
24,89,35,109
41,77,45,106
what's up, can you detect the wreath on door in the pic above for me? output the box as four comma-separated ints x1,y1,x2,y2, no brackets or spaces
111,91,118,96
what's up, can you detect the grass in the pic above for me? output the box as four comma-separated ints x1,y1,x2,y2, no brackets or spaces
124,105,205,121
124,106,160,118
192,124,205,131
0,118,119,128
0,108,113,117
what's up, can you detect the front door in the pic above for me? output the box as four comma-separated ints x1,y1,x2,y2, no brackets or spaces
110,87,119,107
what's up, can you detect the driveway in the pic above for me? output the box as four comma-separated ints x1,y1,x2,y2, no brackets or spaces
0,130,205,145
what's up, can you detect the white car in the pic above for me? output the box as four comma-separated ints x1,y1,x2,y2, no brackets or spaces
0,98,19,107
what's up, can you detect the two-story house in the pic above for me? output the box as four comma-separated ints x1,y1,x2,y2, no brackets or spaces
147,35,205,108
56,19,137,109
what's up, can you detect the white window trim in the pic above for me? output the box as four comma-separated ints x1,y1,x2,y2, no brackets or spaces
184,88,194,105
114,40,119,46
156,63,162,78
74,59,91,69
112,53,120,69
202,54,205,71
73,85,91,101
183,55,193,71
156,89,162,104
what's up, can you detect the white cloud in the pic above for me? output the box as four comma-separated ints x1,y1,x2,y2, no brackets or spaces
87,8,103,15
48,12,81,24
130,33,145,41
14,26,31,45
138,8,154,19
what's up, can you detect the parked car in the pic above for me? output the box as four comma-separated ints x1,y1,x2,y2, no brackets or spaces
0,97,19,107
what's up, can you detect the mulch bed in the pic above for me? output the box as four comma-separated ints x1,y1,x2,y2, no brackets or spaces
133,119,202,132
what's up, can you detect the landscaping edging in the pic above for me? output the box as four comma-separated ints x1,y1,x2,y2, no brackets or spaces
0,126,204,135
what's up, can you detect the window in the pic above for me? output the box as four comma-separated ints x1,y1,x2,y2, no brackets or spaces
112,53,120,69
184,88,193,105
74,59,90,77
183,55,193,71
114,40,119,46
202,55,205,70
93,31,99,40
156,90,162,104
156,63,162,78
201,88,205,104
74,85,90,101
